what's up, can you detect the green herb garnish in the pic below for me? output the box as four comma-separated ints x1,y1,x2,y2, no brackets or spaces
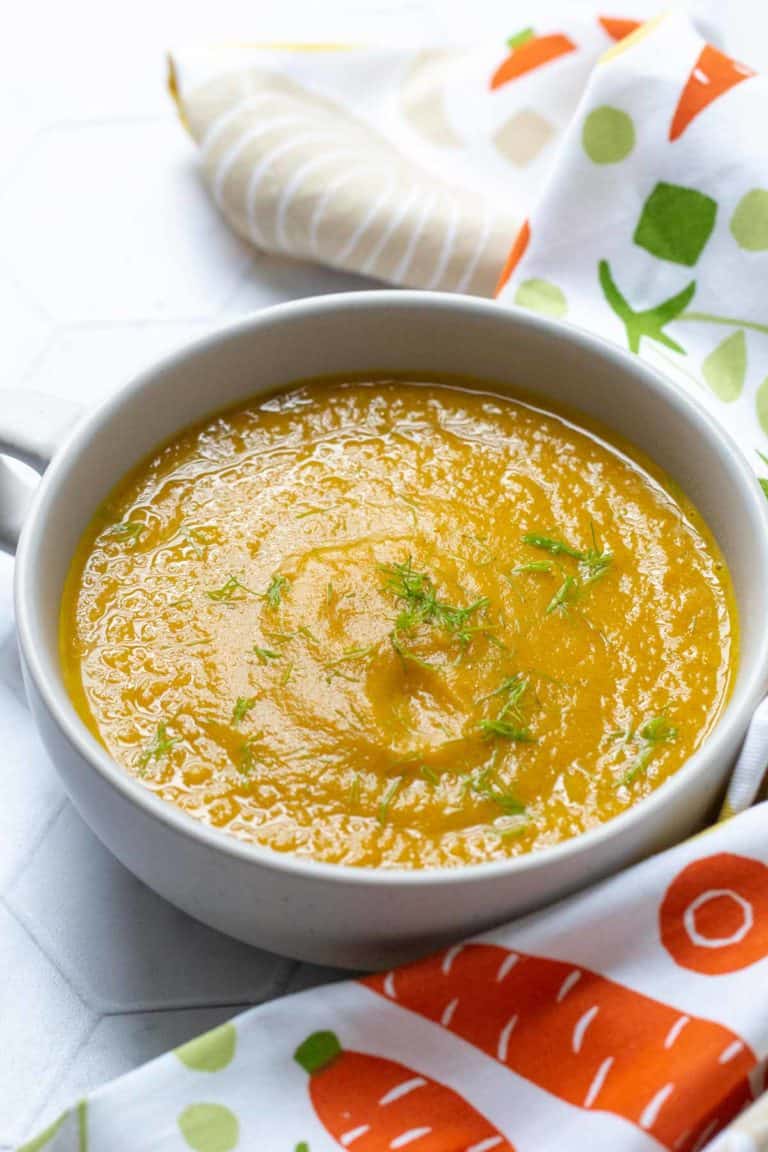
231,696,256,725
621,714,678,785
324,645,375,669
184,526,215,556
390,634,437,670
478,718,533,742
495,823,527,840
108,520,145,541
239,737,260,775
281,660,295,686
471,775,526,814
206,575,254,603
546,575,577,615
639,715,678,744
478,675,532,740
138,723,178,772
377,776,403,823
469,534,495,566
380,556,489,650
480,674,527,719
579,523,613,585
264,573,289,608
523,526,612,586
512,561,552,574
522,533,583,559
484,632,509,651
420,765,440,786
253,645,281,664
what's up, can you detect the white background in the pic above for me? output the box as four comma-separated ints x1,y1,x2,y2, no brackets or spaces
0,1,765,1145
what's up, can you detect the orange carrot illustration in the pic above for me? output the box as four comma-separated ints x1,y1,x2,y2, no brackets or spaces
363,942,755,1151
495,220,530,296
598,16,641,41
661,852,768,975
669,44,754,141
491,32,577,91
294,1030,515,1151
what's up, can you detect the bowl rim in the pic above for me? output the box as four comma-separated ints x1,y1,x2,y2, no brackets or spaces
15,289,768,888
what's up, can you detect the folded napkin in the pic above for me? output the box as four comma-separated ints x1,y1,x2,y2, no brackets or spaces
22,9,768,1151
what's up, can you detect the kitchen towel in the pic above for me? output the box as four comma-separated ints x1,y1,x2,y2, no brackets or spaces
20,9,768,1151
23,805,768,1152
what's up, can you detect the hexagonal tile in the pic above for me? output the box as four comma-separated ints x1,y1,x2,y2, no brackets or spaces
0,120,252,326
0,688,64,896
27,1005,246,1143
0,264,52,384
223,252,375,320
6,803,292,1012
22,319,216,408
0,903,92,1148
0,567,64,894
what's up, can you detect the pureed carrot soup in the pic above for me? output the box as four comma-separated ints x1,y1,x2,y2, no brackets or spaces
61,378,736,869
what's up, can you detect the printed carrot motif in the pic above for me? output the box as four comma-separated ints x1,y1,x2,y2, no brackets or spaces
294,1030,515,1151
661,853,768,975
598,16,641,42
495,220,531,296
491,32,577,91
598,259,695,353
363,942,755,1152
670,44,754,141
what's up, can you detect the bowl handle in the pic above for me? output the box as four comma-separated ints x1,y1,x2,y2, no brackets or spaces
0,390,83,554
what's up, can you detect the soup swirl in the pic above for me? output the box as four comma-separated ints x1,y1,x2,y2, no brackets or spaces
61,379,736,868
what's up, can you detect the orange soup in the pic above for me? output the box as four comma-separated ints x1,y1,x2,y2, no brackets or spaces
60,379,736,868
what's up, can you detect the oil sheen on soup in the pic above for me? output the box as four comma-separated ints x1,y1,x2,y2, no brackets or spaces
61,379,736,869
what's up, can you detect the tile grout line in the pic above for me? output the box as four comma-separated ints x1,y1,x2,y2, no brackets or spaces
20,1010,103,1140
6,882,296,1015
2,889,94,1014
97,1000,255,1019
0,796,68,901
3,969,97,1148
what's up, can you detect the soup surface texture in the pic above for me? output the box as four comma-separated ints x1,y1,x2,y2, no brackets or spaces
61,379,736,869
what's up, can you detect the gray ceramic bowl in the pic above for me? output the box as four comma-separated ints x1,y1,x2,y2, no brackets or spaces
4,291,768,968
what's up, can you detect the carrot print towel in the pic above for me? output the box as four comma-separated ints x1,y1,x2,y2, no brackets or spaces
23,804,768,1151
18,6,768,1152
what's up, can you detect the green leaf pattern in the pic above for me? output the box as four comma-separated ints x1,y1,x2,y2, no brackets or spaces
500,48,768,477
598,261,695,354
176,1023,237,1073
16,1115,67,1152
514,278,568,317
702,331,747,402
757,379,768,437
178,1104,239,1152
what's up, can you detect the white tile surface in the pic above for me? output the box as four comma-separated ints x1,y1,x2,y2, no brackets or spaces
0,906,93,1148
5,804,294,1013
0,269,52,385
1,0,766,1146
0,122,251,326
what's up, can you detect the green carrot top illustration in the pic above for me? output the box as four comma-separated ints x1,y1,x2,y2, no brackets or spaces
598,260,696,354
